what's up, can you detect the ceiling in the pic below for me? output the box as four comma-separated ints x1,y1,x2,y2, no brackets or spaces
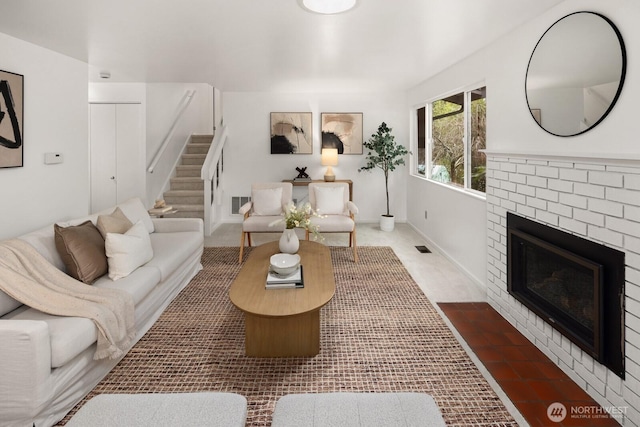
0,0,564,92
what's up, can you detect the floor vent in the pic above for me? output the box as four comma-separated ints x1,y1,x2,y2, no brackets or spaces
231,196,250,215
415,245,431,254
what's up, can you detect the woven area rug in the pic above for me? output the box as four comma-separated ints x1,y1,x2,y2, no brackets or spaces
61,246,516,426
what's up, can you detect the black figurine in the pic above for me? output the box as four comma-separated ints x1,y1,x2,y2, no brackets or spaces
295,167,310,179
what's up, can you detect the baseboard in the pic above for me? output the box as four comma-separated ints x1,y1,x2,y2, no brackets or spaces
406,222,486,294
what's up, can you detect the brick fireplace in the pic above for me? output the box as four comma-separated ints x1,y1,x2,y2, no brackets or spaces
485,153,640,421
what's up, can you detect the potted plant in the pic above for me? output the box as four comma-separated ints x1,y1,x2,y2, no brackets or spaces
358,122,410,232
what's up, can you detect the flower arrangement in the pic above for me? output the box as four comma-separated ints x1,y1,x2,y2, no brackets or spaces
270,202,324,240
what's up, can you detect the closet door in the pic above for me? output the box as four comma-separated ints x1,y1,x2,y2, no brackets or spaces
114,104,144,205
90,104,117,213
90,103,143,213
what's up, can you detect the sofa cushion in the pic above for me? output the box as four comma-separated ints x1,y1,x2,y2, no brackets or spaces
0,290,21,317
242,215,286,233
146,231,203,281
97,207,133,239
94,266,161,306
118,198,154,233
3,306,97,368
54,221,108,284
105,221,154,281
19,224,66,271
3,265,162,368
309,215,354,233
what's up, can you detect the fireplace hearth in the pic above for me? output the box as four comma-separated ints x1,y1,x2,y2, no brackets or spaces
507,213,625,378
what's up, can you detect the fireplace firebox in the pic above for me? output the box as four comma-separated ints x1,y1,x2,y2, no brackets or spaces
507,213,625,378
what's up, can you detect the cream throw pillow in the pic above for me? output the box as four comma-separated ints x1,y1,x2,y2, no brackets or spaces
315,186,345,215
105,221,153,281
97,207,134,239
252,187,283,216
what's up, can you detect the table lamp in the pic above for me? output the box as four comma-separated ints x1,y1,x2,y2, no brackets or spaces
321,148,338,182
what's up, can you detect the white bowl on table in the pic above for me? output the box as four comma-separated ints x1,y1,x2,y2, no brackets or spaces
270,253,300,276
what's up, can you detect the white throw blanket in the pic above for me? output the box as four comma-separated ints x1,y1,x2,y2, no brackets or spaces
0,239,135,360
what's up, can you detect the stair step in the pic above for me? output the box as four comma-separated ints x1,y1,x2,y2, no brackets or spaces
163,190,204,205
181,154,207,166
175,165,201,177
185,143,211,155
190,134,214,144
171,204,205,220
170,177,204,191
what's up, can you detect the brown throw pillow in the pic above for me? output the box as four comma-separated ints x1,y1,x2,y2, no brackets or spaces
97,207,134,239
54,221,108,284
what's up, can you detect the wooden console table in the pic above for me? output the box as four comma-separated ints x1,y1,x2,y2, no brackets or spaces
283,179,353,201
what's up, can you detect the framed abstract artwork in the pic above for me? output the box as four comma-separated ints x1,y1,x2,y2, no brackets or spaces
321,112,363,154
0,69,24,168
270,112,313,154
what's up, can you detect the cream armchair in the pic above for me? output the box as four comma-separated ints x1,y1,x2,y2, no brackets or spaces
306,182,358,262
238,182,293,263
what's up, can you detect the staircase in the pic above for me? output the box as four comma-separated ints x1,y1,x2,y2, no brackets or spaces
161,134,213,220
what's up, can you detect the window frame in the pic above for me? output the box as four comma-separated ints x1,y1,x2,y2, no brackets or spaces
411,82,486,198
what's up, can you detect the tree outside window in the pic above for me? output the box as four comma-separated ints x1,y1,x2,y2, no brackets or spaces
414,86,486,193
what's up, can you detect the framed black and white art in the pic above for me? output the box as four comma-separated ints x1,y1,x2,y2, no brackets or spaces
321,112,363,154
270,112,313,154
0,69,24,168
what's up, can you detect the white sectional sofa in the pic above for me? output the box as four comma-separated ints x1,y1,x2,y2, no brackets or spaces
0,198,204,427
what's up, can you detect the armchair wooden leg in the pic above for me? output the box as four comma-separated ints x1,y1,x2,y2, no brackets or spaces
305,229,310,240
352,229,358,263
247,232,252,247
239,231,245,264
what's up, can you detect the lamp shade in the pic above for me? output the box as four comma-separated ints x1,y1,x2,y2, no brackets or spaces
321,148,338,182
321,148,338,166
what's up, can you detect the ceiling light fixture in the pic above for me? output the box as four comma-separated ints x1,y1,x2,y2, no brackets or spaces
299,0,357,15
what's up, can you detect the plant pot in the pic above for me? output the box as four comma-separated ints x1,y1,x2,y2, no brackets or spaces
380,215,395,232
279,228,300,254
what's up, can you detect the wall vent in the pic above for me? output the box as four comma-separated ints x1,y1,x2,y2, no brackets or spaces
231,196,250,215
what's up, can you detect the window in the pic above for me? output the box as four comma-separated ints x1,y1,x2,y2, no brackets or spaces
414,86,486,193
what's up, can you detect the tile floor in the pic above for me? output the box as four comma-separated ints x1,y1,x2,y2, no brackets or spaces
439,303,621,427
207,223,621,426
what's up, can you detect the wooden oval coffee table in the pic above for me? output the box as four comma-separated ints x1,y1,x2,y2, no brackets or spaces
229,240,335,357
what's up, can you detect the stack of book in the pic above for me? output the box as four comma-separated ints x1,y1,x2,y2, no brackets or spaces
266,265,304,289
148,205,174,215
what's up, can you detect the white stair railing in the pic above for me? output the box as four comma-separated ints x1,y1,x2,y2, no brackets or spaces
201,125,228,236
147,90,195,173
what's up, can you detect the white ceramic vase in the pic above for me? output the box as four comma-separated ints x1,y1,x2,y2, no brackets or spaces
279,228,300,254
380,215,395,232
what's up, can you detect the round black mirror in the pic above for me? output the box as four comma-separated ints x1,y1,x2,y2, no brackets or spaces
525,12,626,137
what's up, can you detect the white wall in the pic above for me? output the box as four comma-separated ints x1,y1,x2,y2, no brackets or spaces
0,32,89,240
221,91,408,223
